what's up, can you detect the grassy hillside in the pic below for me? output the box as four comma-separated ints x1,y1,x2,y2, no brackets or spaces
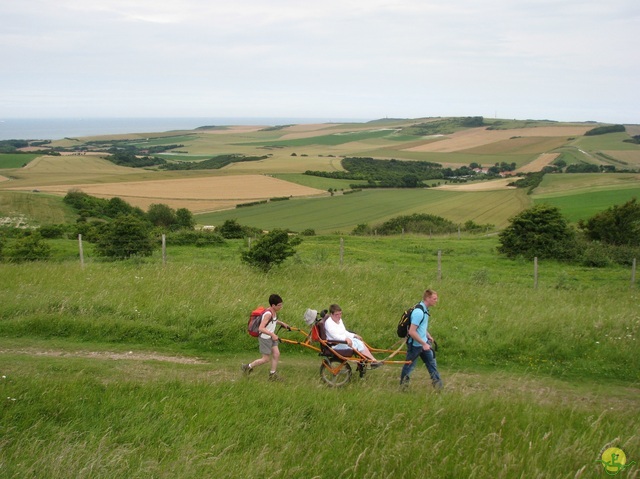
0,191,77,226
1,236,638,477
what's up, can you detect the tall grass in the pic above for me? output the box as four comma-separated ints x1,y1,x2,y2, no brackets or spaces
1,236,638,477
1,352,638,479
1,236,638,382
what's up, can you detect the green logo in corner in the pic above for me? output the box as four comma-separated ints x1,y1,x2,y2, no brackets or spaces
596,447,636,476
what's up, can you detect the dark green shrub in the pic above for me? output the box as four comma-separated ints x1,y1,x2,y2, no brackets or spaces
579,198,640,246
164,230,225,246
38,224,67,239
218,219,247,239
241,229,302,271
498,205,578,261
94,215,156,259
5,232,52,262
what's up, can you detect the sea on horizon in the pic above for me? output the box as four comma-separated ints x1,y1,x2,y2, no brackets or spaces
0,117,370,141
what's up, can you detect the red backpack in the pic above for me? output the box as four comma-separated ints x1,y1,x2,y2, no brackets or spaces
247,306,267,337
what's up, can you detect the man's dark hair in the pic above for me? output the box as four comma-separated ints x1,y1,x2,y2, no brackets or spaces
269,294,283,306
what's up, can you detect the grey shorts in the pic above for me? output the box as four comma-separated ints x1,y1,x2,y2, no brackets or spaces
259,336,278,355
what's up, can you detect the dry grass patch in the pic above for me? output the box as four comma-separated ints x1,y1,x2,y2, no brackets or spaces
435,178,516,191
223,154,346,173
200,125,266,135
516,153,560,173
625,125,640,136
405,126,591,153
277,123,343,140
459,136,568,155
601,150,640,168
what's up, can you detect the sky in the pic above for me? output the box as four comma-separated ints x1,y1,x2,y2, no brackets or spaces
1,0,639,124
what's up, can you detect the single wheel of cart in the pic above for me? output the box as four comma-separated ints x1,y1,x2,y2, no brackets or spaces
320,358,352,387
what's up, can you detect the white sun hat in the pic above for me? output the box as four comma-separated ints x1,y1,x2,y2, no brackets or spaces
303,308,318,325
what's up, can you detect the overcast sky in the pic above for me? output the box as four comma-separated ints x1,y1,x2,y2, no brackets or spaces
1,0,638,124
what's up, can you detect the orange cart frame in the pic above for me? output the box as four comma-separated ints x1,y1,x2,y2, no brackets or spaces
278,312,409,387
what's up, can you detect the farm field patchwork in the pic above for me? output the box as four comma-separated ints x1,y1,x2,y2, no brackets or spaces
403,126,592,153
2,118,639,230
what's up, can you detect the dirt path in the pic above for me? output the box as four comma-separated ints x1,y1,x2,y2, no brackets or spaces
3,346,638,410
0,347,207,364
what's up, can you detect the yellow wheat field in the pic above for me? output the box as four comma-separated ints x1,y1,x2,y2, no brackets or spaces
516,153,560,173
6,175,326,213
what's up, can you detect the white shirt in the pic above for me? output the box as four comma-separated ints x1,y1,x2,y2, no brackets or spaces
324,317,354,342
259,310,277,339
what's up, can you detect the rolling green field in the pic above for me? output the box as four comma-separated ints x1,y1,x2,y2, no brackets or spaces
532,173,640,222
0,153,40,169
534,187,640,222
196,188,531,233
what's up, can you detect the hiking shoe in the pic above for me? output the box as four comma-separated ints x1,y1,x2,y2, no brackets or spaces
241,364,253,375
369,361,384,369
268,372,283,382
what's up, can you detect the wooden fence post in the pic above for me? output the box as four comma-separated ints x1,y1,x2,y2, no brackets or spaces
437,250,442,281
534,257,538,289
162,234,166,266
340,237,344,266
78,234,84,268
632,258,637,288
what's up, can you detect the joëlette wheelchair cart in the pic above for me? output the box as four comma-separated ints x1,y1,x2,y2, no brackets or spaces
278,308,410,387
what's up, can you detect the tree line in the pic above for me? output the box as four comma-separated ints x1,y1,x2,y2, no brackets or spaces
304,157,516,189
